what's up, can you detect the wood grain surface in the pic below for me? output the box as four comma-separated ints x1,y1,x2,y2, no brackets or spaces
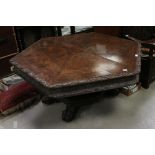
10,32,140,88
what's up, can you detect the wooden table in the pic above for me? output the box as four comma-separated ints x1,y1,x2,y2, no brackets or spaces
10,32,140,121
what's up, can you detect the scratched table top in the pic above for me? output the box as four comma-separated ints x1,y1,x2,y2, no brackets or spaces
10,32,140,90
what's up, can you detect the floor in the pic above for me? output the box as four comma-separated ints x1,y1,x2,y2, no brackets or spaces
1,81,155,129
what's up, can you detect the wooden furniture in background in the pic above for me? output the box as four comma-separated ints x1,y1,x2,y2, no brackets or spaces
94,26,122,37
14,26,58,51
0,27,19,78
14,26,93,51
140,40,155,88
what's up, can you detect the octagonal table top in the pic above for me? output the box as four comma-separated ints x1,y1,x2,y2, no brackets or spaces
10,32,140,89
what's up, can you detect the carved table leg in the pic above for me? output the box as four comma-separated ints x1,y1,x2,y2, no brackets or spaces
62,102,79,122
61,92,105,122
43,89,119,122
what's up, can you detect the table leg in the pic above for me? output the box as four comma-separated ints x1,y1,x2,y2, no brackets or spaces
61,92,104,122
42,89,119,122
62,102,79,122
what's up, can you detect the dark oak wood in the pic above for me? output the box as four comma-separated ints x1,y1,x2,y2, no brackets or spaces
0,26,19,78
140,39,155,88
11,32,140,104
94,26,122,37
11,32,140,121
11,32,140,90
70,26,75,34
0,27,19,58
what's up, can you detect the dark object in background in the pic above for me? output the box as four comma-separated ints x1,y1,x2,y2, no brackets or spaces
121,27,155,89
94,26,122,37
123,27,155,89
122,26,155,40
0,27,19,78
15,26,57,50
140,40,155,88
